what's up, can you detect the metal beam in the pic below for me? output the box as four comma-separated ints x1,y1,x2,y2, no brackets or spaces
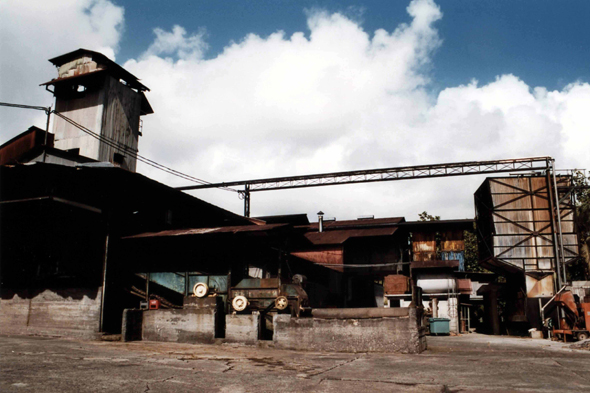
177,157,552,192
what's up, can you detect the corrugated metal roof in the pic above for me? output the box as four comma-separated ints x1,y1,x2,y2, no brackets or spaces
124,223,288,239
46,48,149,92
304,217,404,231
305,227,398,245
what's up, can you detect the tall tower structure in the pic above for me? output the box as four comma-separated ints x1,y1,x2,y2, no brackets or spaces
42,49,153,172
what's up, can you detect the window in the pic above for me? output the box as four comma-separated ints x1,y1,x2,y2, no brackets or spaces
113,152,125,165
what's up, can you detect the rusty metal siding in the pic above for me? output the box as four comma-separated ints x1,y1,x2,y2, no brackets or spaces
291,246,344,272
0,127,53,165
383,275,410,294
412,232,436,261
52,83,105,160
476,176,578,273
412,230,464,261
98,76,142,172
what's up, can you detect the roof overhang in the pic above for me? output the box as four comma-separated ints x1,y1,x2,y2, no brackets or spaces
123,223,289,240
304,226,398,245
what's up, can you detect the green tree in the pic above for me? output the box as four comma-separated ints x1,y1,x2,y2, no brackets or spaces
464,225,487,272
569,171,590,280
418,211,440,221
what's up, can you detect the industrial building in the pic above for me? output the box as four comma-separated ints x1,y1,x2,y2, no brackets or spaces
0,49,586,352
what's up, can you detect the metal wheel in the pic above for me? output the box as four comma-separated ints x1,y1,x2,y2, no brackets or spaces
577,332,589,341
275,296,288,310
232,295,248,312
193,282,209,298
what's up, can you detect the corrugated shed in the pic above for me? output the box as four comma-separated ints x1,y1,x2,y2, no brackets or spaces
475,175,578,273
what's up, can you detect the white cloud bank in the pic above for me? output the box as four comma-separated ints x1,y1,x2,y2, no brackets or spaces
0,0,124,133
1,0,589,220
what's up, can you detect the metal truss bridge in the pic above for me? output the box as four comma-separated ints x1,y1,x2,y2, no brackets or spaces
177,156,553,193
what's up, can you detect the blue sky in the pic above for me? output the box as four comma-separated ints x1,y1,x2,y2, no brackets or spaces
1,0,589,219
115,0,590,92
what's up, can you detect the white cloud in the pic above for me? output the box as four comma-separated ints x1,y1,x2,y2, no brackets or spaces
143,25,208,61
122,0,588,220
0,0,124,135
2,0,588,221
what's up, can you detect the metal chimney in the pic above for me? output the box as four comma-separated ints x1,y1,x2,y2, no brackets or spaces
317,211,324,233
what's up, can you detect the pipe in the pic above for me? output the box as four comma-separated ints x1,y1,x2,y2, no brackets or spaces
551,163,567,284
547,165,563,290
317,211,324,232
99,234,109,332
42,106,51,163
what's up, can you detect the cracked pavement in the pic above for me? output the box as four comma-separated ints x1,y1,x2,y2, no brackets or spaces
1,333,590,392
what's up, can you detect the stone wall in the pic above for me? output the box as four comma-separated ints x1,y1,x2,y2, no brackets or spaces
0,288,102,339
273,307,427,353
142,308,216,343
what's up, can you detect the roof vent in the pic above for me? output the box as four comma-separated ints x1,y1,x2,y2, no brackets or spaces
357,215,374,220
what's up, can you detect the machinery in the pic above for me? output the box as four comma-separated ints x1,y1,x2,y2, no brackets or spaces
228,277,309,317
551,291,590,341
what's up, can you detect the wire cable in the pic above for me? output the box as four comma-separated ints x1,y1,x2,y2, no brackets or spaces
52,112,237,192
0,101,236,192
0,102,49,111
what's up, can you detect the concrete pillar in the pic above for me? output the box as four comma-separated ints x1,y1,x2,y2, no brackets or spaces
225,312,260,344
432,298,439,318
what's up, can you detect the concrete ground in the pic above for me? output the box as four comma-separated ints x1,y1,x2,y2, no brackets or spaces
1,333,589,392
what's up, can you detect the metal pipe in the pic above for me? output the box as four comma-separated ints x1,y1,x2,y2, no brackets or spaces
42,106,51,163
243,185,250,217
318,211,324,232
546,166,563,290
551,160,567,284
99,234,109,332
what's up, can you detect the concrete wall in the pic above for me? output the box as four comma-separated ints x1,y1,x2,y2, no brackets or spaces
142,308,216,343
273,307,426,353
225,313,260,344
0,288,102,339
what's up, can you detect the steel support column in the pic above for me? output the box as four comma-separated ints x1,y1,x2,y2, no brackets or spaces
243,185,250,217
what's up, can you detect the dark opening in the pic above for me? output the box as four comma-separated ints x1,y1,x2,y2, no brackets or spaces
113,153,125,166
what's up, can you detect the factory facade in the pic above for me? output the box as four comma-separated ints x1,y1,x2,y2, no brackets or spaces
0,49,584,352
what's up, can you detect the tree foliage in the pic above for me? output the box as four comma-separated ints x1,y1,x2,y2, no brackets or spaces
569,171,590,280
464,227,483,272
418,211,440,221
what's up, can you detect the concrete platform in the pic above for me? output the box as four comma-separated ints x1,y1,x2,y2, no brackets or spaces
1,333,590,392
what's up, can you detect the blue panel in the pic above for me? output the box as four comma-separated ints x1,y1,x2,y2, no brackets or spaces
149,272,186,294
188,275,228,294
441,251,465,271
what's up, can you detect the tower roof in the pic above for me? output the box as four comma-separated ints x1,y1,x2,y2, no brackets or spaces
41,48,149,92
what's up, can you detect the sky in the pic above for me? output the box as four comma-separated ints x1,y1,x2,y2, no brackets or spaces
1,0,589,221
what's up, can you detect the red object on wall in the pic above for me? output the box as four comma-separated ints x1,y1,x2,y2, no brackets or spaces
148,299,160,310
384,275,410,295
456,279,472,294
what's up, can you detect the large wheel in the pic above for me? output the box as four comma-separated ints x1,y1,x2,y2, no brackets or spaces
193,282,209,298
577,332,589,341
232,295,248,312
275,296,288,310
